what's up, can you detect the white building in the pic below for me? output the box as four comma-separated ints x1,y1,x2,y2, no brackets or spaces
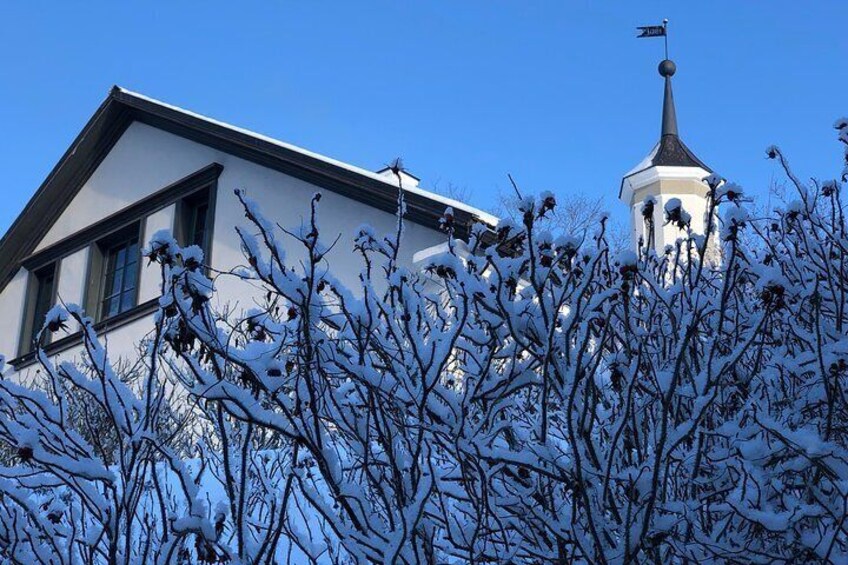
620,59,714,254
0,87,496,377
1,62,716,377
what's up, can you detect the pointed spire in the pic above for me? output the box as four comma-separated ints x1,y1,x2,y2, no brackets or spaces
620,38,715,206
659,59,678,137
648,58,709,171
620,56,711,190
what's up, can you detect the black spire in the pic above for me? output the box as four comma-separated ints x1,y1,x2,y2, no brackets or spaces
659,59,678,137
649,59,710,171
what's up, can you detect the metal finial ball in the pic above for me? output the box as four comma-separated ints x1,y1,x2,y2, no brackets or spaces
658,59,676,77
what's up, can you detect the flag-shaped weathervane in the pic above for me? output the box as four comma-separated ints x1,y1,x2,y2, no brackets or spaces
636,25,666,38
637,19,669,59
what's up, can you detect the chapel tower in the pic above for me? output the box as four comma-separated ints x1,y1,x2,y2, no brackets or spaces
620,59,713,254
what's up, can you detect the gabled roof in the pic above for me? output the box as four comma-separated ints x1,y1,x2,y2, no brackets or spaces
0,87,497,291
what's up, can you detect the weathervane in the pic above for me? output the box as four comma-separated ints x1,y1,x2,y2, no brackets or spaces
637,18,669,60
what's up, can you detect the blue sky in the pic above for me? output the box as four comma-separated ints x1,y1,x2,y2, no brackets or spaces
1,2,846,234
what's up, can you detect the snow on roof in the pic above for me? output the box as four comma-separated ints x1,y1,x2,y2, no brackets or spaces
117,87,499,226
623,141,660,179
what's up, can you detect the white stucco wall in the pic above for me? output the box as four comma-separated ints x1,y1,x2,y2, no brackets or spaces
3,121,450,375
57,248,89,307
630,191,711,251
0,270,28,359
624,166,712,252
10,314,162,384
37,122,446,286
56,248,90,333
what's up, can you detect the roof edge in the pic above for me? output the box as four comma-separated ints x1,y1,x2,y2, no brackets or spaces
113,87,497,225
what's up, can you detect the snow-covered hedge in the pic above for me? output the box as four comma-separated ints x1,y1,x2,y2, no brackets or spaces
2,123,848,563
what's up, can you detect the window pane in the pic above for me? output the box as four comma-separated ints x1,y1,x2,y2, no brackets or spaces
123,260,137,293
115,246,126,267
103,260,116,297
126,241,138,264
191,203,209,248
30,269,55,346
108,267,124,299
103,295,119,318
101,295,121,318
181,194,211,260
120,290,135,312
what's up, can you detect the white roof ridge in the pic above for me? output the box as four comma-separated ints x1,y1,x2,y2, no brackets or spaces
117,87,499,226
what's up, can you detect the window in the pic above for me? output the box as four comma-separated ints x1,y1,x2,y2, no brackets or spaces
20,263,58,355
100,236,139,319
85,223,142,322
177,188,214,262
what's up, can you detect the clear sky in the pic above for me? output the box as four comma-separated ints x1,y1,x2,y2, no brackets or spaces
1,2,846,234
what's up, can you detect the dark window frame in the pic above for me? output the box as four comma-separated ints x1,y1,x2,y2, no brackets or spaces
84,222,144,323
174,185,217,265
18,261,60,357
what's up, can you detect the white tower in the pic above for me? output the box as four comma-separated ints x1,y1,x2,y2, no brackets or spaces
620,59,713,254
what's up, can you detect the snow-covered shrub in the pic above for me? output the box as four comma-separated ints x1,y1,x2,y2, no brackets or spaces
0,306,224,563
4,126,848,562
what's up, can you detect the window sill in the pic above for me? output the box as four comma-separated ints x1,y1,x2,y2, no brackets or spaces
9,298,160,370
